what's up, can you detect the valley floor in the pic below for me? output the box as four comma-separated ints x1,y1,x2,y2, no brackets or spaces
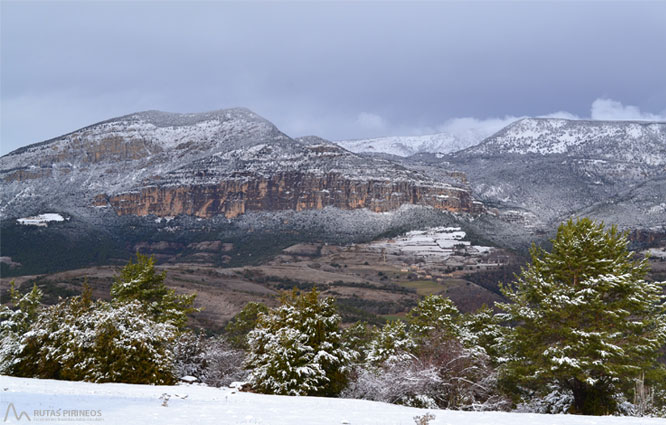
0,376,663,425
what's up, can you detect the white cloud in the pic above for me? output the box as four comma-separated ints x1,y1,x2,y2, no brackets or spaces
590,98,666,121
539,111,580,120
355,112,386,131
435,116,521,142
338,98,664,148
425,98,664,143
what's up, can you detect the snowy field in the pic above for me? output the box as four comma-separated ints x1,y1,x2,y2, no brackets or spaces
368,227,492,260
0,376,663,425
15,213,65,227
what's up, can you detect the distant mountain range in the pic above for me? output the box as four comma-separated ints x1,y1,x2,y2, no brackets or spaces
337,132,480,157
1,109,665,275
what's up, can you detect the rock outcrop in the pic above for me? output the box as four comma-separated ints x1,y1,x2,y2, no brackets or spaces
105,172,482,219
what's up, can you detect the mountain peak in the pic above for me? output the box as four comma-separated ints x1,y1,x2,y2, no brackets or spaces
3,107,281,158
464,118,666,163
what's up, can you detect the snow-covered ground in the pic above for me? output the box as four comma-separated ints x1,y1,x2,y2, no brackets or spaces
1,376,661,425
16,213,65,227
368,227,492,260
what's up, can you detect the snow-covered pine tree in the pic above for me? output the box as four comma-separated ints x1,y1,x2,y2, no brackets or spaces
366,319,416,366
460,305,505,361
0,282,43,374
341,321,374,364
111,253,197,329
244,288,351,396
498,218,666,415
224,301,269,349
407,295,460,344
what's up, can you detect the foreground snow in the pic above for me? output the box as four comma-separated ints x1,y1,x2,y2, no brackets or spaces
0,376,663,425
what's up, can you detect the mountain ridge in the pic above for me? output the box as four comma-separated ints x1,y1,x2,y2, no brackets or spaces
463,117,666,163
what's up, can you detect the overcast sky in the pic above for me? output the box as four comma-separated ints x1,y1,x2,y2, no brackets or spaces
2,1,665,155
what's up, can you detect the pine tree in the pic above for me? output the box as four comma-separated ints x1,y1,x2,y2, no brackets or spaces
111,253,197,329
244,288,351,396
407,295,460,344
366,320,416,366
0,282,43,374
498,218,666,415
224,301,269,349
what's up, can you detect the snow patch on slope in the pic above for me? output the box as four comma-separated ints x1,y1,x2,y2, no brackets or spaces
16,213,65,227
337,132,482,157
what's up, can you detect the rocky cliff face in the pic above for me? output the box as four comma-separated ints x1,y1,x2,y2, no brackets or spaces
104,172,481,219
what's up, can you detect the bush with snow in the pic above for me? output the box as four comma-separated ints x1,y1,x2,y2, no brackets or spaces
173,332,246,387
345,333,508,411
0,283,43,374
344,296,508,411
8,293,178,384
0,253,200,386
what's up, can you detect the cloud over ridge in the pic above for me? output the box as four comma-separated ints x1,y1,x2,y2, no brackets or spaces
347,98,666,145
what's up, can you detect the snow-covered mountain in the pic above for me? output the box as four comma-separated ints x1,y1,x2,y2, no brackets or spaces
442,117,666,229
1,108,479,220
337,131,483,157
466,118,666,165
2,110,665,275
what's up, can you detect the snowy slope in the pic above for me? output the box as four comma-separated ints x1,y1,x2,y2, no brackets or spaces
338,118,666,161
466,118,666,165
337,132,482,157
1,376,662,425
442,117,666,228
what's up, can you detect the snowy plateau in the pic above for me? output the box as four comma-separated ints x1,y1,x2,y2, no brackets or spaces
0,376,663,425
